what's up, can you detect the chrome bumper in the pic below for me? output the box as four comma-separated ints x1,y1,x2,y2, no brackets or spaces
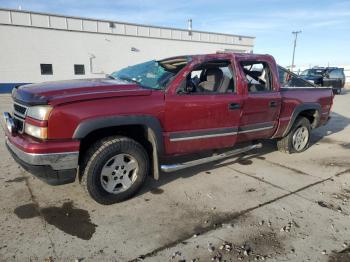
2,112,15,134
5,137,79,170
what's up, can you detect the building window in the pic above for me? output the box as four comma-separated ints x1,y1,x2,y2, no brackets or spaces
74,64,85,75
40,64,53,75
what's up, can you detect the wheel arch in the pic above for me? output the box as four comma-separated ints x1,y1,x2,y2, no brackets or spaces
74,115,164,179
282,103,321,137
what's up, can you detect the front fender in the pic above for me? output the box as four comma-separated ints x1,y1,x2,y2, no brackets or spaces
73,115,164,155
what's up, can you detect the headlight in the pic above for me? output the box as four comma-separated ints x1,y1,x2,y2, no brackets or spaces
27,106,53,121
24,123,48,139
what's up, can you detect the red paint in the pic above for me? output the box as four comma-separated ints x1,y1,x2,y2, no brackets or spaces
272,88,333,138
5,129,80,154
163,93,241,154
8,53,333,156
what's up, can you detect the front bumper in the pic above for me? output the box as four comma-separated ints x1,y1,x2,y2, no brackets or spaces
5,137,78,185
2,113,79,185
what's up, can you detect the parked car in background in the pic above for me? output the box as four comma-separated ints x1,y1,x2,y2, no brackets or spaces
2,53,333,204
300,67,345,94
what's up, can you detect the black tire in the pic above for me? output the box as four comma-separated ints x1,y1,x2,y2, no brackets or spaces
277,117,311,154
80,136,149,205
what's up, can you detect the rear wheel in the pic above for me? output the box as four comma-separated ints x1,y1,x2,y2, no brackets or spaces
81,136,149,205
277,117,311,154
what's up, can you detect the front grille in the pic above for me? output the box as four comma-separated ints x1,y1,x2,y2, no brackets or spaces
14,103,27,115
13,118,24,132
13,102,28,133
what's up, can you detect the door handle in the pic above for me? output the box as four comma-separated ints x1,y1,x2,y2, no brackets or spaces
269,101,278,108
229,103,240,110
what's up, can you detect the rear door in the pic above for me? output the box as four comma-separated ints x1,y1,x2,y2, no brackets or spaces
236,60,281,142
163,59,241,155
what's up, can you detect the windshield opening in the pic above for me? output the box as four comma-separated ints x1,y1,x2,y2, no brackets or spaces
110,57,189,90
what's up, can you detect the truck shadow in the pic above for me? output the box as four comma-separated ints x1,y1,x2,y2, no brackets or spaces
310,111,350,145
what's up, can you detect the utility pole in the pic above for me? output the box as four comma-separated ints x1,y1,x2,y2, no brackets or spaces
188,19,192,36
291,31,302,72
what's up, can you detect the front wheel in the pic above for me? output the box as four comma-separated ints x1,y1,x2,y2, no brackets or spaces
277,117,311,154
81,136,149,205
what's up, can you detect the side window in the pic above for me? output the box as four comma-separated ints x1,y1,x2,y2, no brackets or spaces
220,67,235,93
179,61,235,94
240,62,272,92
328,70,336,78
278,66,289,86
329,69,343,78
190,70,202,88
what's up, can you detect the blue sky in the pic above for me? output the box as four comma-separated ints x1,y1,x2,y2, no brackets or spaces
1,0,349,67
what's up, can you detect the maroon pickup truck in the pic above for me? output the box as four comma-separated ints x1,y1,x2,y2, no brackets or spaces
2,53,333,204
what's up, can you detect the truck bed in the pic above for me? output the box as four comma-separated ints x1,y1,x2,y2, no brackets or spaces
273,87,333,138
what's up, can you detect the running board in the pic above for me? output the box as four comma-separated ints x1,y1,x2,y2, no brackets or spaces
160,143,262,173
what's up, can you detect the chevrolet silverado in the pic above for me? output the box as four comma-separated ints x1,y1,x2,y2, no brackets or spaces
2,53,333,204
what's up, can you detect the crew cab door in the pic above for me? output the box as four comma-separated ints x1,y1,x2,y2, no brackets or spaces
163,59,241,155
236,59,281,142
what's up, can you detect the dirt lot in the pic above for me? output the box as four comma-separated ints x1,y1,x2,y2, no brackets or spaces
0,91,349,262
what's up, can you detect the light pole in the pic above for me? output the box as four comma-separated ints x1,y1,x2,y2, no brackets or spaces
291,30,302,72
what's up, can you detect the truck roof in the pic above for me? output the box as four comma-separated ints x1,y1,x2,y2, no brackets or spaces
312,67,344,70
160,53,275,63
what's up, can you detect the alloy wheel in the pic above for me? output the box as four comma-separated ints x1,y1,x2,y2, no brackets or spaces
100,153,139,194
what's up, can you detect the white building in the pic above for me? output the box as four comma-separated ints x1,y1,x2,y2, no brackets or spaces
0,8,255,92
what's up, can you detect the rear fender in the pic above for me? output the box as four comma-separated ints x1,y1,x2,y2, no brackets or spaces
281,103,321,137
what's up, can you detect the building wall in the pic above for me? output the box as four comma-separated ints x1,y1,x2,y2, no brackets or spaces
0,8,254,91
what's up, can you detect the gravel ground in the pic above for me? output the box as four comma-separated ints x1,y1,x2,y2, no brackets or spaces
0,91,349,262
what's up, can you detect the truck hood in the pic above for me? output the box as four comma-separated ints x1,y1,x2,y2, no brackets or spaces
12,78,152,106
